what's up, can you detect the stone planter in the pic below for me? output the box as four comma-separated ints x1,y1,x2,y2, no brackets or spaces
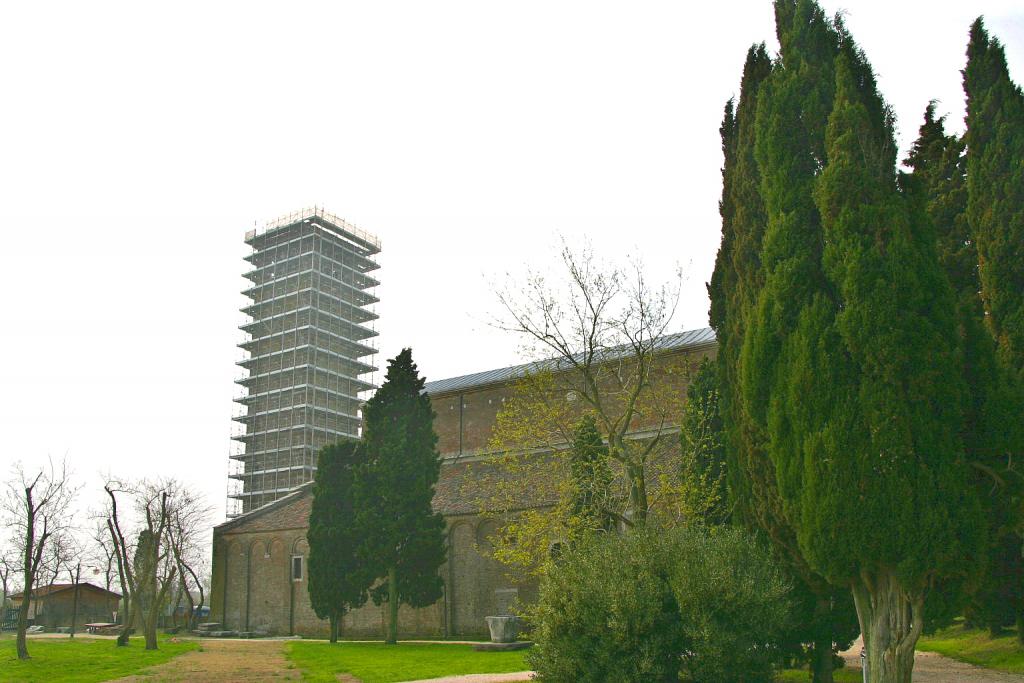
485,615,519,643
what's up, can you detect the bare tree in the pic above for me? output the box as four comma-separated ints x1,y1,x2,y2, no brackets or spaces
0,545,16,616
37,528,83,636
164,483,211,631
88,519,119,595
492,244,684,527
104,479,178,650
2,458,77,660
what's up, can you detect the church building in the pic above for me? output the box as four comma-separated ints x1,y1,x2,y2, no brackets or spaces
209,327,716,638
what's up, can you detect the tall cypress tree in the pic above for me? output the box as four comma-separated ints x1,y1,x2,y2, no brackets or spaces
735,4,984,680
906,103,1023,636
307,440,372,643
963,18,1024,642
711,28,855,683
965,18,1024,381
362,349,446,645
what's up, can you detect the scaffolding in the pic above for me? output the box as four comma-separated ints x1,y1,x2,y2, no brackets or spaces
227,206,380,517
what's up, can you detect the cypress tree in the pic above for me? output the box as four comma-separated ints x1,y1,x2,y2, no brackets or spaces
963,18,1024,642
736,3,984,680
678,358,727,526
965,18,1024,380
710,29,857,682
906,103,1023,636
567,414,614,535
307,440,372,643
362,348,446,645
813,42,980,683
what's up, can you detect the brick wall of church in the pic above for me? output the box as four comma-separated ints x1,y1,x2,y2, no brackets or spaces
210,496,535,638
210,341,713,638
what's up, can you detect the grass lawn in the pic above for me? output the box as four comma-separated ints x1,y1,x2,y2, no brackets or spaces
0,634,199,683
775,666,861,682
287,641,530,683
917,620,1024,674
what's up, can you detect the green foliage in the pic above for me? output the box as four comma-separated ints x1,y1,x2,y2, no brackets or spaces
963,17,1024,643
360,349,446,639
678,358,728,525
527,527,793,683
567,414,615,535
286,642,529,683
672,527,793,682
906,101,1024,636
965,18,1024,381
709,12,860,681
527,529,686,683
307,440,372,638
0,635,197,683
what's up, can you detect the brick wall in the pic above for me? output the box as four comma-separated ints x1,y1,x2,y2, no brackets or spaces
211,342,713,638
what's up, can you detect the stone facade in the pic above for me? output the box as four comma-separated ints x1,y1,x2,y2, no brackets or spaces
210,329,716,638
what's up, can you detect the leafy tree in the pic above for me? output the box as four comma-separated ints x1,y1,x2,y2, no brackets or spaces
963,17,1024,642
307,440,372,643
361,349,446,645
473,246,692,577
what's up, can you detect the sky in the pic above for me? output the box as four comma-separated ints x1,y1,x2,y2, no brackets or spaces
1,0,1021,530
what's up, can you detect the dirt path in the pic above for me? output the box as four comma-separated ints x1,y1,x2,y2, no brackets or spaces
841,638,1024,682
107,639,301,682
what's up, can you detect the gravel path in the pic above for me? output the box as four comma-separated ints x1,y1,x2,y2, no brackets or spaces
840,637,1024,682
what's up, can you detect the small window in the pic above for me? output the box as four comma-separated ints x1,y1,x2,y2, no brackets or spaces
291,555,304,581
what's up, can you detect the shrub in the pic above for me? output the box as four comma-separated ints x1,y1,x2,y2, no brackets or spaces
527,529,684,683
527,526,792,683
671,526,793,682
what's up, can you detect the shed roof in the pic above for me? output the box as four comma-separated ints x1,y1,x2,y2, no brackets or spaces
10,582,121,600
423,326,716,396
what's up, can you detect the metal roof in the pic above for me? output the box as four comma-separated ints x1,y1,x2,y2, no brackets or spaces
423,327,716,396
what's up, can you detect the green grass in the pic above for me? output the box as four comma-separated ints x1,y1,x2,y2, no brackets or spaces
0,634,199,683
917,620,1024,674
287,641,530,683
775,666,861,682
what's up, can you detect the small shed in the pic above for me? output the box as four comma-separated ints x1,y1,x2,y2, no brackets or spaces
9,583,121,631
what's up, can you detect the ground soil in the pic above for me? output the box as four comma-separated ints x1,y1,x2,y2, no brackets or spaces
106,638,301,682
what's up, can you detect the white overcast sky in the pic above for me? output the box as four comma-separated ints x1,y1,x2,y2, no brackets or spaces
1,1,1021,527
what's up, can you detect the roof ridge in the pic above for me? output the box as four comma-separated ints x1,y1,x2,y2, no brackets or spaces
422,327,715,396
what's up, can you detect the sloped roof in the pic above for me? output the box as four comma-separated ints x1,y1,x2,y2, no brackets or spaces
10,582,121,600
423,327,716,396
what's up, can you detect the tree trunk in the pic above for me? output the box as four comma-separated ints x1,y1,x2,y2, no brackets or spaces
626,462,648,527
386,566,398,645
330,613,339,644
144,611,158,650
852,572,922,683
69,577,81,639
15,587,31,660
117,599,133,647
811,596,834,683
